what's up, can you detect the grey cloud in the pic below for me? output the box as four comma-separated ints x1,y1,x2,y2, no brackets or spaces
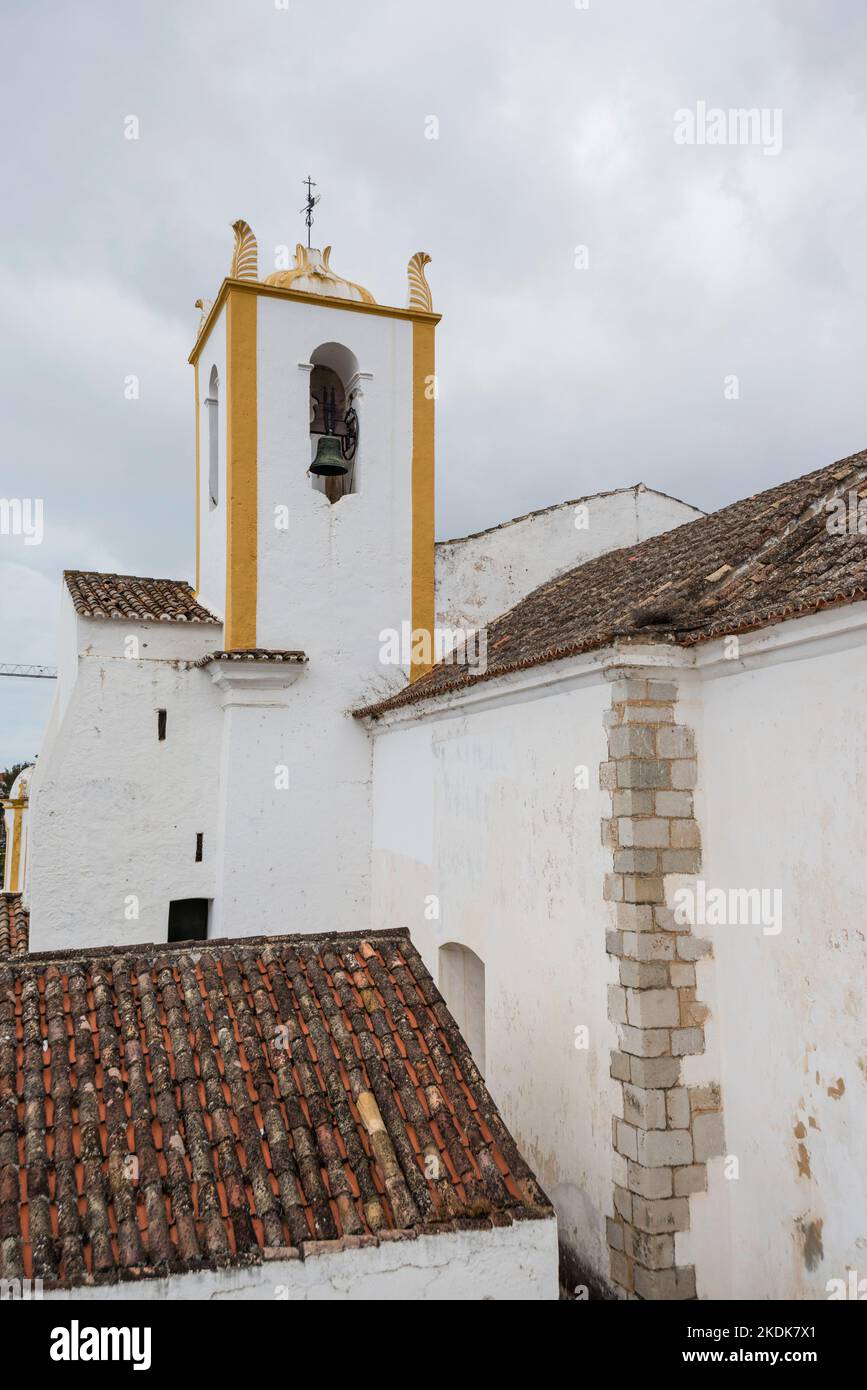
2,0,866,758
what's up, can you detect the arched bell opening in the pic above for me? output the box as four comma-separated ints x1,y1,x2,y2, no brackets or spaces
308,342,361,504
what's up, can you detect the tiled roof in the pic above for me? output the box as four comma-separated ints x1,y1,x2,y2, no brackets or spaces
195,649,308,666
0,929,549,1290
0,895,28,957
64,571,219,623
357,447,867,718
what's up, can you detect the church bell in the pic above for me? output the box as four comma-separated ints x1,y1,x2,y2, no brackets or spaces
310,434,349,477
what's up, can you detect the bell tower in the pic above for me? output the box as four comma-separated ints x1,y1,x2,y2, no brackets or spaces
188,214,439,934
191,222,437,674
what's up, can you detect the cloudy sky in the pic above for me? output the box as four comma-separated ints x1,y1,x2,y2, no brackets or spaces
2,0,866,762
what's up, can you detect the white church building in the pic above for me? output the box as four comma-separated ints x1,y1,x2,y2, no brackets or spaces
4,222,867,1301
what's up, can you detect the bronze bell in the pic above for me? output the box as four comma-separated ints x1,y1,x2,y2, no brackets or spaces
310,434,348,477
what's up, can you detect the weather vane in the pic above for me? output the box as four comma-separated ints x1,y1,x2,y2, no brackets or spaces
299,176,320,249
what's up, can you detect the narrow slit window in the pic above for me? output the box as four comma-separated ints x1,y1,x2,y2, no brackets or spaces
195,832,203,862
157,709,167,741
206,365,219,509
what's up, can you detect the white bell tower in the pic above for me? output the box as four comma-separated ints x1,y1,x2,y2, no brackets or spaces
189,220,439,934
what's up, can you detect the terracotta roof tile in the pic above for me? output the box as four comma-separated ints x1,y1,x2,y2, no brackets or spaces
357,447,867,717
0,929,549,1290
195,649,308,666
64,571,219,623
0,895,29,957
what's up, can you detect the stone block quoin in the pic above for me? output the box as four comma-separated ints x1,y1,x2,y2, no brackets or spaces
600,671,723,1300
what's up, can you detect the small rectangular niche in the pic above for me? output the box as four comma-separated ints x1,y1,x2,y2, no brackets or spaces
157,709,167,741
167,898,209,943
195,833,203,862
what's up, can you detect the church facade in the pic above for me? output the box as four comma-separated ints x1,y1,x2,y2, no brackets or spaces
8,225,867,1300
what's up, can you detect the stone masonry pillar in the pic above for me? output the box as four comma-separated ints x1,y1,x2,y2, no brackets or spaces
600,665,725,1299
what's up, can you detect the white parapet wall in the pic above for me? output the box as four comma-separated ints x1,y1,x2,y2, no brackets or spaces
436,485,703,634
40,1218,559,1302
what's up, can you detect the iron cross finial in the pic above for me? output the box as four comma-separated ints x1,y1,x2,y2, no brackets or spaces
299,176,320,249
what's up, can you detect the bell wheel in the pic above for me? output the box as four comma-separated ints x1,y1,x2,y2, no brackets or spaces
342,406,359,462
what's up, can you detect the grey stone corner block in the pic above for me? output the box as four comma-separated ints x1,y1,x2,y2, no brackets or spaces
692,1110,726,1162
633,1264,697,1300
631,1194,691,1235
671,1027,706,1057
636,1127,694,1167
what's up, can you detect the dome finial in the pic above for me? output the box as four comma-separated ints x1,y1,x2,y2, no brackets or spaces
263,244,375,303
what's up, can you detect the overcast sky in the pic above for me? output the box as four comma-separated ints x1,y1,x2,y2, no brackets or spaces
2,0,866,762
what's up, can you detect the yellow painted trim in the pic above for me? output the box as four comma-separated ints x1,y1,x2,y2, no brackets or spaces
194,359,200,595
225,287,258,648
411,319,437,680
190,278,440,364
7,807,22,893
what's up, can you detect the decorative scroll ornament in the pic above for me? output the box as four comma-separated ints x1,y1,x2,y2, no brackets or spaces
263,244,375,303
407,252,433,312
229,219,258,280
194,297,213,332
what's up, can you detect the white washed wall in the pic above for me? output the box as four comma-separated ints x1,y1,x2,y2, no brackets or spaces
27,613,223,951
370,668,619,1286
683,615,867,1299
203,295,417,934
